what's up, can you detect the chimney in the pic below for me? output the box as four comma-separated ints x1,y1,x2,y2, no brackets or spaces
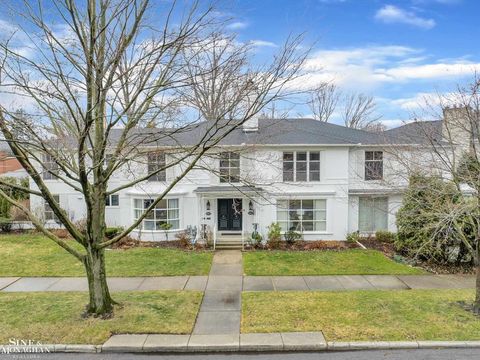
243,116,259,133
442,106,475,149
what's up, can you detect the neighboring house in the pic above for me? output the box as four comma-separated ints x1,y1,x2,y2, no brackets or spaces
29,109,466,243
0,144,27,178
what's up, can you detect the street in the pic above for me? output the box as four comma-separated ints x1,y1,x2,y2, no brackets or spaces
2,349,479,360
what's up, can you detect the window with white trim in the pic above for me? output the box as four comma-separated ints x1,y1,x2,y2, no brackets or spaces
283,151,320,182
219,152,240,183
133,198,179,230
44,195,60,221
365,151,383,180
43,154,59,180
277,199,326,232
147,152,166,181
358,197,388,232
105,194,119,207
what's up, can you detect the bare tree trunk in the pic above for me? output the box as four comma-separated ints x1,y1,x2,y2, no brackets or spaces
474,232,480,313
82,184,114,317
83,245,114,316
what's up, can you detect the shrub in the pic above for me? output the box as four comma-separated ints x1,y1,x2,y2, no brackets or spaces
284,229,302,245
250,231,263,248
105,226,123,239
375,230,396,243
395,173,474,265
0,217,12,232
267,222,282,249
346,231,361,243
175,231,191,248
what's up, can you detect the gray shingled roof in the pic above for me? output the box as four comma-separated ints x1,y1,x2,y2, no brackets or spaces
384,120,443,144
110,118,435,147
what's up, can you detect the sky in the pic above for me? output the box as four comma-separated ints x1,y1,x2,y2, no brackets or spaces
0,0,478,129
222,0,480,127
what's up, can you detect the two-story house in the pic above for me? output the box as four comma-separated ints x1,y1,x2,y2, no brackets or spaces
29,113,456,245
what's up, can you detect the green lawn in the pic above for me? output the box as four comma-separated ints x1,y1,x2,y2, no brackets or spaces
0,290,203,344
243,249,424,275
242,289,480,341
0,234,212,276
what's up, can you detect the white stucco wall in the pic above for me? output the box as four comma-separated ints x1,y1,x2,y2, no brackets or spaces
31,144,411,241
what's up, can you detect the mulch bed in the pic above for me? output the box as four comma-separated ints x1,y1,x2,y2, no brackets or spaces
357,237,395,256
245,240,359,251
108,237,208,251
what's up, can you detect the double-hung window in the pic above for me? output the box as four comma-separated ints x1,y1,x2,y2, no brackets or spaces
365,151,383,180
147,152,166,181
134,198,179,231
283,151,320,182
277,199,326,232
219,152,240,183
45,195,60,222
43,154,59,180
105,194,119,207
358,197,388,232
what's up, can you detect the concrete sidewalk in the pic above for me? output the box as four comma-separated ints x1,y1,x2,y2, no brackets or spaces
0,273,474,292
192,250,243,336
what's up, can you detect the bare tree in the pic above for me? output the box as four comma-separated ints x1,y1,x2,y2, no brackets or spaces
388,75,480,313
307,82,340,122
0,0,306,317
179,32,251,121
342,93,381,129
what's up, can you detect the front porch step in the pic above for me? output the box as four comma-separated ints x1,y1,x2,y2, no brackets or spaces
215,244,243,250
215,236,244,249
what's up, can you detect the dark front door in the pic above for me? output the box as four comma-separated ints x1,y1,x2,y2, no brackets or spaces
217,198,242,231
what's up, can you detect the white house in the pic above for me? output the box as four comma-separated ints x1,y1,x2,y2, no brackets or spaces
29,113,458,246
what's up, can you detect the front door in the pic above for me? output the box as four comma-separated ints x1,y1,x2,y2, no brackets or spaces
217,198,242,231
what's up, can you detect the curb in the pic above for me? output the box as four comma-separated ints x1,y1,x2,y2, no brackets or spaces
3,338,480,354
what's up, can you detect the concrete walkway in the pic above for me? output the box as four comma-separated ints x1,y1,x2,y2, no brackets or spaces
191,250,243,338
0,273,474,292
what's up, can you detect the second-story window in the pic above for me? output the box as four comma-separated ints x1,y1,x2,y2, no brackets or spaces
43,154,59,180
283,151,320,182
147,152,166,181
365,151,383,180
219,152,240,183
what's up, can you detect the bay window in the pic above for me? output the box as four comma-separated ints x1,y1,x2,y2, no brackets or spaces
277,199,326,232
134,198,179,230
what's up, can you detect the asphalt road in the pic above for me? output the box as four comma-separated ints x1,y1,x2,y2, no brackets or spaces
2,349,479,360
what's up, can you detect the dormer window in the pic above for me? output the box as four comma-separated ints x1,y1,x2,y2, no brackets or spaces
219,152,240,183
365,151,383,180
283,151,320,182
147,152,166,181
